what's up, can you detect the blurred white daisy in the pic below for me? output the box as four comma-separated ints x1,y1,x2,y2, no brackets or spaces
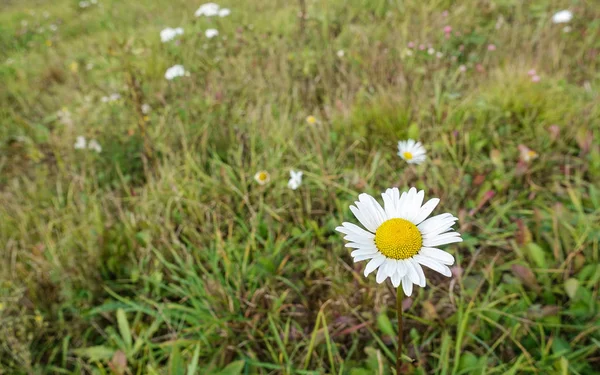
160,27,184,43
74,136,87,149
218,8,231,17
88,139,102,153
336,187,461,296
397,139,426,164
287,170,303,190
254,170,270,185
141,103,151,114
552,10,572,24
337,50,345,58
205,29,219,38
165,65,187,80
195,3,220,17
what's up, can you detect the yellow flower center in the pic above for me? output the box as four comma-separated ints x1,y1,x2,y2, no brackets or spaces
306,116,317,125
527,150,537,159
403,151,413,160
258,172,268,181
374,218,422,260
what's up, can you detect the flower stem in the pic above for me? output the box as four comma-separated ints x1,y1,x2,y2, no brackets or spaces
396,287,403,374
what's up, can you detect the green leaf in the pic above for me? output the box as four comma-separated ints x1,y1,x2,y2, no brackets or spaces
73,346,115,362
525,243,547,268
376,310,395,337
186,344,200,375
116,309,132,351
564,278,579,300
170,345,185,375
215,360,245,375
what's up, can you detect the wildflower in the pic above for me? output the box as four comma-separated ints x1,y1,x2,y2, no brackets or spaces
487,44,496,51
407,41,415,49
551,10,572,24
458,65,467,72
305,115,317,125
336,187,461,295
165,65,187,80
141,103,151,114
418,44,425,50
443,26,452,37
435,51,443,59
69,62,79,73
205,29,219,38
74,136,87,149
86,62,94,70
427,47,435,55
518,144,538,162
531,75,540,82
287,170,303,190
79,1,90,8
195,3,220,17
88,139,102,153
254,170,270,185
160,27,184,43
101,93,121,103
397,139,426,164
527,69,537,76
218,8,231,17
49,24,58,32
337,49,345,57
562,26,572,33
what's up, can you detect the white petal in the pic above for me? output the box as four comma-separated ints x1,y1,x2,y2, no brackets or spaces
396,260,408,279
419,247,455,265
422,232,463,247
410,259,426,287
414,254,452,277
376,259,392,283
364,254,386,276
405,258,420,286
353,253,379,262
405,189,425,222
335,222,375,238
418,213,457,235
402,275,413,296
342,234,375,244
351,248,379,257
412,198,440,225
391,270,401,287
350,194,386,233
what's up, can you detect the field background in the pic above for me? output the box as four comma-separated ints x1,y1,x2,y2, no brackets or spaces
1,0,599,374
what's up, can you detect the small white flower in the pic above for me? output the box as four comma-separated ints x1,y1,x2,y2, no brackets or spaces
254,170,270,185
552,10,572,24
86,62,94,70
109,93,121,101
205,29,219,38
141,103,151,114
218,8,231,17
160,27,184,43
287,170,303,190
88,139,102,153
79,1,90,8
49,24,58,32
398,139,426,164
165,65,187,80
195,3,220,17
436,51,443,58
74,136,87,149
337,50,345,58
336,187,462,296
563,26,572,33
427,47,435,55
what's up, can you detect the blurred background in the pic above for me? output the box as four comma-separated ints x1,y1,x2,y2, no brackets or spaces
1,0,599,374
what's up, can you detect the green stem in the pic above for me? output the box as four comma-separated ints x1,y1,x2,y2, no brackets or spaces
396,287,403,374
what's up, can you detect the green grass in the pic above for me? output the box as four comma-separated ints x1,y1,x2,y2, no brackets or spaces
1,0,600,373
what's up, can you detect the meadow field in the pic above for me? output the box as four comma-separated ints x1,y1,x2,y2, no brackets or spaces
1,0,599,374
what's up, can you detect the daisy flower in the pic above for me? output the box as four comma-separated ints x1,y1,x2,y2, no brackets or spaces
254,170,270,185
88,139,102,153
218,8,231,17
160,27,184,43
165,65,187,80
551,10,572,24
205,29,219,38
397,139,426,164
74,136,87,150
518,144,538,162
195,3,220,17
336,188,461,296
305,115,317,125
287,170,303,190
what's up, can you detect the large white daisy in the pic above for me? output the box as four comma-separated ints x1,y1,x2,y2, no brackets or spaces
397,139,426,164
336,187,461,296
